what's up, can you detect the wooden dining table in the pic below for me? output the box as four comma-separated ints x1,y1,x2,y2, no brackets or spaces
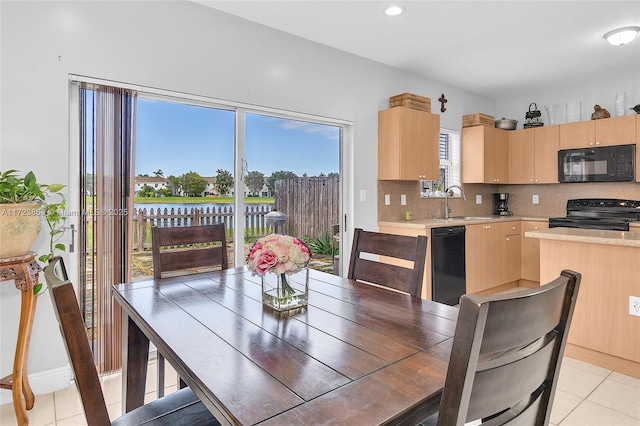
112,267,459,425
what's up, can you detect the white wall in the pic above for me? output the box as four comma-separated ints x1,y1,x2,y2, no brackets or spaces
496,73,640,127
0,0,495,399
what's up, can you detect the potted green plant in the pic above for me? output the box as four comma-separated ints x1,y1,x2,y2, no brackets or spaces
0,170,66,265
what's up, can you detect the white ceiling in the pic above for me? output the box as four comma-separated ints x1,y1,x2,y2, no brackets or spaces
193,1,640,100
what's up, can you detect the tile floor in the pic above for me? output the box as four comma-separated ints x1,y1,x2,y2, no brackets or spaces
1,356,639,425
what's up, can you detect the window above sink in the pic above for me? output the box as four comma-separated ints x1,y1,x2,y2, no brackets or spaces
421,128,461,198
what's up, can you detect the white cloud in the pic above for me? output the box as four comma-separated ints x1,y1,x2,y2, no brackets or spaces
278,120,339,140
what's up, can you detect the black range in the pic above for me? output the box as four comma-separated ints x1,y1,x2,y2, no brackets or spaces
549,198,640,231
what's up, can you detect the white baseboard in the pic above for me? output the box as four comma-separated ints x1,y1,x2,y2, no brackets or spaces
0,365,71,406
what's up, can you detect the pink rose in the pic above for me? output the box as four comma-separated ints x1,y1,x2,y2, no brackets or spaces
248,241,262,259
253,249,278,275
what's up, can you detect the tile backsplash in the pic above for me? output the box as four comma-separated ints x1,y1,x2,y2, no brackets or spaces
377,181,640,222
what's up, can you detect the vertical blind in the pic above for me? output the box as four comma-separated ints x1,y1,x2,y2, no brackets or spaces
79,83,137,373
439,130,461,189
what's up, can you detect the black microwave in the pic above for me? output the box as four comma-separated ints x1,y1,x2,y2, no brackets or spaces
558,144,636,183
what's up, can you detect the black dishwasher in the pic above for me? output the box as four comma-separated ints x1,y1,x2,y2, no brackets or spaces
431,226,466,306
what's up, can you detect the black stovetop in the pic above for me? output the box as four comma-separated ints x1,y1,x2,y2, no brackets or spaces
549,198,640,231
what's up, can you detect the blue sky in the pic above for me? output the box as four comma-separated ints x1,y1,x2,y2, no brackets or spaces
135,98,340,178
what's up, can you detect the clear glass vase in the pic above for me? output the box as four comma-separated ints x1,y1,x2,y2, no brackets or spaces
261,268,309,311
615,92,627,117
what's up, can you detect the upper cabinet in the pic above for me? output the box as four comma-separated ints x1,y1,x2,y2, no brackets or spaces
509,126,559,184
462,126,509,183
559,115,637,149
378,107,440,181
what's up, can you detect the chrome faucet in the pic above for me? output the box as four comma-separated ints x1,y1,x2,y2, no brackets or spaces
444,185,466,219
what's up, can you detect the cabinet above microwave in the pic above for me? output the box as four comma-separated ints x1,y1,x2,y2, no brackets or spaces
559,115,636,149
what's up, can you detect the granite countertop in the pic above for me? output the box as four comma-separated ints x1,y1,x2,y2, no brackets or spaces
526,227,640,248
378,215,549,229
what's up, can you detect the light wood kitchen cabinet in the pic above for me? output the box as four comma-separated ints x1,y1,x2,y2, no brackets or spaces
465,221,520,294
559,115,636,149
462,126,509,183
465,223,493,293
378,107,440,180
509,126,559,184
520,220,548,283
559,120,595,149
499,222,521,285
596,115,637,146
538,237,640,377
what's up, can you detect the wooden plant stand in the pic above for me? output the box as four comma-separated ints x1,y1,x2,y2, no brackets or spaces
0,252,41,425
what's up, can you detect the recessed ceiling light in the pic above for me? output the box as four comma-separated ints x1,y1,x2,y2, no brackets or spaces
604,26,640,46
384,5,405,17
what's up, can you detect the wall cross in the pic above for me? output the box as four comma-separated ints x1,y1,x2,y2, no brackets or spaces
438,93,447,113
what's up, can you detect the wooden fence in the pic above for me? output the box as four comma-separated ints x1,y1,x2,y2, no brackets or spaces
132,205,273,251
274,176,340,238
132,176,340,251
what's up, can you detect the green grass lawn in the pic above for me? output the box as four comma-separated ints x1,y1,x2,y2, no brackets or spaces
133,196,274,204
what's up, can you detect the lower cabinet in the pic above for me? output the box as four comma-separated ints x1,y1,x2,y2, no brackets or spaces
465,224,493,293
500,222,521,285
521,220,549,284
465,221,521,294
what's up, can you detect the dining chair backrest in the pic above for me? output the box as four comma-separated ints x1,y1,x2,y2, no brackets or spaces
151,223,228,279
44,256,220,426
347,228,427,298
44,256,111,425
436,269,581,426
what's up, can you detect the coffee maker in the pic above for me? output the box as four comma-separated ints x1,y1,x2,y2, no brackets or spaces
493,193,512,216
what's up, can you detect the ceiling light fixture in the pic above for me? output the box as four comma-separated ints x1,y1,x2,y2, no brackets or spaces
384,5,405,17
604,26,640,46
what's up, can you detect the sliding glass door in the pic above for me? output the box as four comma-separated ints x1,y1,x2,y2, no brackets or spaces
74,80,345,372
244,113,341,273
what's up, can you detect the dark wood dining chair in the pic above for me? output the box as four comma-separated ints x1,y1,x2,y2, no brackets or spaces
151,223,229,278
422,269,581,426
44,256,220,426
151,223,229,397
347,228,427,298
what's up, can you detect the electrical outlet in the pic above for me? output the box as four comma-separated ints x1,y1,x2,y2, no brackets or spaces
360,189,366,202
476,195,482,204
630,296,640,317
532,194,539,204
401,194,407,206
384,194,391,205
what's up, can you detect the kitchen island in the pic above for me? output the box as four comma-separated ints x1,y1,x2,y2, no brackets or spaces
526,227,640,378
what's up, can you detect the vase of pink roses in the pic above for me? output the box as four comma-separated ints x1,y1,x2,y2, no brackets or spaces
247,233,312,311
